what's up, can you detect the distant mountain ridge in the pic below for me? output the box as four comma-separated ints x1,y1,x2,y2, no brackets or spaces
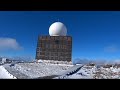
72,58,118,65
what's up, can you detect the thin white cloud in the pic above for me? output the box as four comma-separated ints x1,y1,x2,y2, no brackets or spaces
0,37,23,51
104,45,119,53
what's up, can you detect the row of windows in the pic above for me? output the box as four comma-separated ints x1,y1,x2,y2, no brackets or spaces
38,39,72,42
37,46,71,50
37,51,71,55
46,45,68,49
39,36,72,40
37,53,71,57
36,54,71,60
37,49,71,53
37,50,71,54
37,44,71,49
37,56,71,60
37,41,72,49
39,40,71,45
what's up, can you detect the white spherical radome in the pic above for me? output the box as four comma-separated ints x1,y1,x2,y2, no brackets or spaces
49,22,67,36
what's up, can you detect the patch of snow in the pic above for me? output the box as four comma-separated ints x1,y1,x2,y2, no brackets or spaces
2,61,120,79
3,62,72,78
0,66,16,79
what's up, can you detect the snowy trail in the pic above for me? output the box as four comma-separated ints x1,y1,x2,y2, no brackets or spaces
0,66,16,79
36,64,83,79
53,64,84,79
60,64,84,75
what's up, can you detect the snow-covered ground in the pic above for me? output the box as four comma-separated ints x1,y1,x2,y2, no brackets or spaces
0,66,16,79
2,61,73,79
57,64,120,79
1,61,120,79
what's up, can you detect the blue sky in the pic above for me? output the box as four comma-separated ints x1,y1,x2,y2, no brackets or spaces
0,11,120,61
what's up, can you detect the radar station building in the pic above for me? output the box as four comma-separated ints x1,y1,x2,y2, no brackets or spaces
35,22,72,62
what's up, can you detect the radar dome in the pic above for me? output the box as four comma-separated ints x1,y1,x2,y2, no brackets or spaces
49,22,67,36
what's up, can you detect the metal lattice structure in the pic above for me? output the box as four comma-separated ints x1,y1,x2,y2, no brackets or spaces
36,36,72,61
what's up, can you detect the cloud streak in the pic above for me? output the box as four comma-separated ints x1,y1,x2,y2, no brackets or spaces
0,37,23,51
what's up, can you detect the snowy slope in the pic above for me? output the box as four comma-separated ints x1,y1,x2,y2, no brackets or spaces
54,64,120,79
2,62,72,78
0,66,16,79
1,61,120,79
65,65,96,79
54,64,84,79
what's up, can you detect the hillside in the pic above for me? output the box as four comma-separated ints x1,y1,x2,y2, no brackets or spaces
1,60,120,79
